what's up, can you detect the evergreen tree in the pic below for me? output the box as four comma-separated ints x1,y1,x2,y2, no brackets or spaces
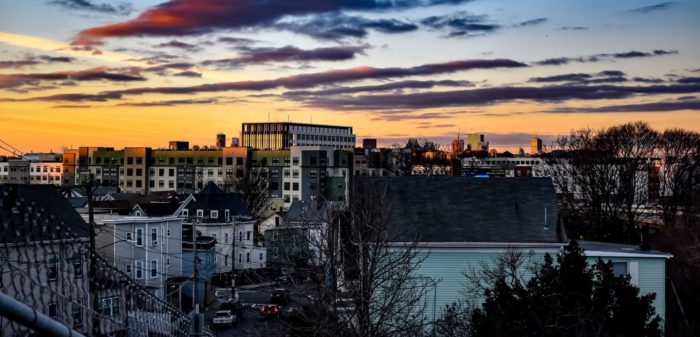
468,241,661,337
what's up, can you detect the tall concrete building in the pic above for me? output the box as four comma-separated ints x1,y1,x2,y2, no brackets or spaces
531,137,543,155
241,122,355,150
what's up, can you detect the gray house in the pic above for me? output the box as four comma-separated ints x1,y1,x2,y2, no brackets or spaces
97,216,184,300
0,185,91,336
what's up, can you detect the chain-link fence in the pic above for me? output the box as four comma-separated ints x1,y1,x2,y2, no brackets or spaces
0,184,191,337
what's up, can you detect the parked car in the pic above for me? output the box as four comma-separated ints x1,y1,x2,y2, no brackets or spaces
220,302,246,320
271,288,290,304
259,304,281,319
212,310,238,328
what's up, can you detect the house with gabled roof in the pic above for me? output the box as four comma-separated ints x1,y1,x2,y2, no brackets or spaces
363,176,671,325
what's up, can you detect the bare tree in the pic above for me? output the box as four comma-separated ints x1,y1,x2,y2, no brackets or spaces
225,164,270,219
542,122,659,243
657,128,700,226
276,181,432,337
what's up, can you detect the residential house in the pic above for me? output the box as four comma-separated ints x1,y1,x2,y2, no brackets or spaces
0,185,91,336
183,182,264,272
364,176,671,324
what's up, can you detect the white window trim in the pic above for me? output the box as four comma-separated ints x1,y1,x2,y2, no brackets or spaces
225,209,230,221
135,261,143,279
181,209,189,217
151,227,158,246
135,228,144,247
150,260,158,279
196,209,204,218
210,210,219,219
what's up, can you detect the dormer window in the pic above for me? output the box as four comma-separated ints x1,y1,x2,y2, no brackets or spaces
225,209,230,221
135,210,142,216
196,209,204,218
181,209,189,217
210,210,219,219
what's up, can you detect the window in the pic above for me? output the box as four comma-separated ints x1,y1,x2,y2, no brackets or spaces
225,232,229,244
135,261,143,279
210,210,219,219
151,227,158,246
246,252,250,263
126,264,131,274
292,182,299,191
181,209,189,217
225,209,230,221
273,247,279,258
238,253,242,264
135,210,142,216
72,299,83,327
169,168,175,176
197,209,204,218
292,157,299,165
273,231,278,241
167,258,170,266
126,232,133,241
284,182,290,190
48,303,58,318
259,253,263,260
246,231,251,241
47,253,58,280
612,262,628,277
167,228,171,237
239,231,243,242
135,228,143,246
99,297,120,317
73,254,83,277
211,233,218,241
224,256,229,267
151,260,158,278
236,157,243,165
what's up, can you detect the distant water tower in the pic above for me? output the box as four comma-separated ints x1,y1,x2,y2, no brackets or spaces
216,133,226,149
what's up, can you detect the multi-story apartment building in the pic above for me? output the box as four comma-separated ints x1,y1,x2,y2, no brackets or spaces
97,216,184,299
241,122,355,150
1,155,64,185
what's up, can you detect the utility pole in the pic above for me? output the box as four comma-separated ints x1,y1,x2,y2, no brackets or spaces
231,216,236,302
192,217,200,336
82,174,100,337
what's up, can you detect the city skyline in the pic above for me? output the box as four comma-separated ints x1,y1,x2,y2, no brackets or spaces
1,0,700,152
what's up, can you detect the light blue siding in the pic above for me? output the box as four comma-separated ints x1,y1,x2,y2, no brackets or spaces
413,250,666,324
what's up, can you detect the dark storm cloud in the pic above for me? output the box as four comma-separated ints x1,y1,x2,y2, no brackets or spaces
274,14,418,40
623,2,676,14
75,0,464,44
217,37,258,46
546,99,700,113
283,80,473,97
0,67,145,90
299,83,700,111
677,77,700,84
116,98,217,106
528,70,627,84
173,71,202,78
154,40,202,52
0,55,75,69
50,0,132,15
8,58,525,102
420,12,499,37
515,18,547,27
533,49,678,66
201,45,369,68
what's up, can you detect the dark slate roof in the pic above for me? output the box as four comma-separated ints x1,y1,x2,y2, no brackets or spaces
359,177,563,243
67,196,88,208
136,202,181,216
108,192,138,201
193,182,252,218
0,184,89,243
285,200,343,223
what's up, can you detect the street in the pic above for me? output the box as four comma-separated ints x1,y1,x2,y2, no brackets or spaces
207,284,309,337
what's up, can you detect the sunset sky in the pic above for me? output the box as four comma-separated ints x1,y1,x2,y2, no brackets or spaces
1,0,699,153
